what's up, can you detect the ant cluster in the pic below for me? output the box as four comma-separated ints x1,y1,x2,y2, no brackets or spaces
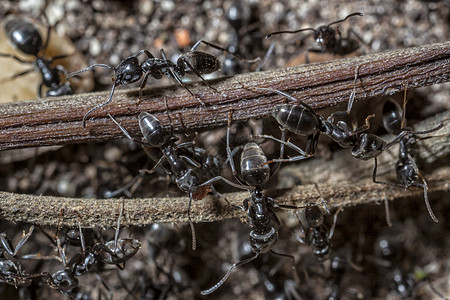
1,4,449,300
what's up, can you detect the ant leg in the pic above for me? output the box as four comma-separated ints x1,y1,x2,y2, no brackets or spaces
192,40,257,61
226,111,238,178
255,40,276,72
384,189,393,227
108,113,147,146
329,65,361,120
253,134,311,165
113,200,125,252
137,71,150,105
328,207,342,239
2,225,35,257
74,211,86,254
186,193,197,251
200,175,251,191
270,128,285,177
201,252,259,295
270,249,296,272
305,132,320,155
49,54,73,62
0,53,33,64
408,153,438,223
42,15,52,51
82,80,119,127
179,155,202,168
372,157,401,187
180,58,218,99
38,83,44,98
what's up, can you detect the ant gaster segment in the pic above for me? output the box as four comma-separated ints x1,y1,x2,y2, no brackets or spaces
0,16,73,98
372,88,445,223
68,40,244,127
266,12,365,63
199,112,295,295
0,226,37,287
109,109,210,251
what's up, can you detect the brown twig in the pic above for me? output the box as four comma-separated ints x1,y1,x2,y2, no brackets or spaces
0,42,449,150
0,167,447,228
0,111,448,228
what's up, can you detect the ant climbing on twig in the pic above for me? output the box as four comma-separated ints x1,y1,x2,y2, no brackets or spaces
68,40,246,127
266,12,366,63
253,66,387,165
199,112,296,295
373,86,446,223
0,16,73,98
108,104,216,251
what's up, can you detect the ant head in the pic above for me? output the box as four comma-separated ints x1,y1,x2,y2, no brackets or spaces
100,238,141,265
305,205,324,227
241,142,271,187
314,26,336,46
396,163,417,188
4,17,43,56
382,99,403,135
375,237,399,261
249,227,277,254
330,255,347,275
138,112,171,147
50,269,79,290
113,56,143,85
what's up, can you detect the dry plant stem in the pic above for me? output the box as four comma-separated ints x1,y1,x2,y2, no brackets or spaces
0,42,449,150
1,111,448,228
0,168,448,228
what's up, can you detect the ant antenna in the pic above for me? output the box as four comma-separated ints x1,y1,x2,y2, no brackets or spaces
266,27,316,39
67,64,114,78
81,78,119,127
326,12,363,28
201,252,259,295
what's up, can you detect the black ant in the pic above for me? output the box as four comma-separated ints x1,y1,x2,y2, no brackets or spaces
253,66,389,165
199,112,295,295
0,16,73,98
68,40,243,127
28,202,140,298
0,225,37,287
109,109,213,251
326,254,366,300
266,12,366,63
372,88,445,223
295,203,341,262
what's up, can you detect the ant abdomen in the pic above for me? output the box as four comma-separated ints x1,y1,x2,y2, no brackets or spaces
249,227,278,254
179,51,221,75
351,133,387,161
4,17,43,56
382,99,403,135
138,112,169,147
113,56,143,84
241,142,270,187
305,205,324,228
273,105,319,136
